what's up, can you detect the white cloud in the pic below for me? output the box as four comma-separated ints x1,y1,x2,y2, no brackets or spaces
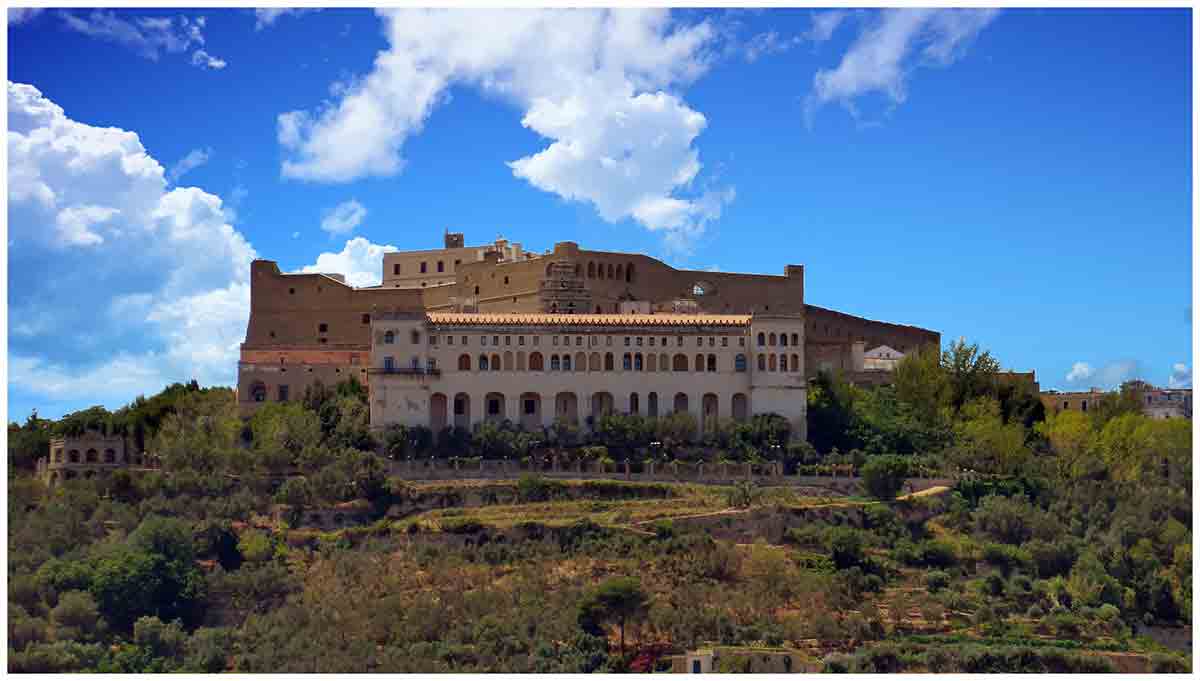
8,8,44,24
254,8,318,30
297,237,398,288
805,10,849,43
320,199,368,235
1169,363,1192,389
744,31,802,62
8,81,256,408
168,147,212,183
58,10,225,69
808,9,997,122
1065,359,1142,389
277,9,731,252
1065,362,1095,383
191,49,227,70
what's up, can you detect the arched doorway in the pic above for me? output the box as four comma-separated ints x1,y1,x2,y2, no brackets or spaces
702,393,719,431
431,393,448,431
732,393,749,422
555,392,579,425
520,393,542,430
591,392,614,419
648,392,659,418
453,393,471,429
485,392,506,423
673,393,689,414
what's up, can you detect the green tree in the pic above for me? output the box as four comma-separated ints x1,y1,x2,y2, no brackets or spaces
577,576,650,656
942,339,1001,411
1035,409,1098,479
50,590,105,642
860,455,909,500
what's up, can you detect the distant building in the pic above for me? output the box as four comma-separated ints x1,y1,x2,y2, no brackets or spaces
1040,382,1191,420
1040,387,1107,415
36,430,154,487
863,344,904,371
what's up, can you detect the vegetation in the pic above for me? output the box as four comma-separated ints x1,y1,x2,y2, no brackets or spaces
7,340,1192,672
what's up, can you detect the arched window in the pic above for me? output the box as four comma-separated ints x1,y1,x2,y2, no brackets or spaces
634,353,644,371
769,354,777,371
605,353,615,371
479,355,490,371
778,353,787,372
562,354,572,371
68,450,80,463
589,352,601,371
503,351,514,371
694,354,704,372
791,354,799,372
251,381,267,402
588,262,595,278
530,352,545,371
458,354,471,371
648,392,658,417
551,355,561,371
383,330,395,344
757,355,767,371
659,353,669,372
623,353,632,370
735,354,747,372
780,334,788,347
769,333,777,346
517,351,527,371
437,260,444,273
615,264,623,281
630,393,640,414
647,354,657,371
626,262,634,283
757,332,766,347
607,263,614,279
791,333,799,346
104,449,116,464
707,354,717,372
673,354,689,371
491,354,501,371
86,449,98,463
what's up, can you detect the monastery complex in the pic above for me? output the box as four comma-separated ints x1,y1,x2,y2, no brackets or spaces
235,233,942,442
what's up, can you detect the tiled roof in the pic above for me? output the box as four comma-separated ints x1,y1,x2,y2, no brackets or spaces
425,312,752,327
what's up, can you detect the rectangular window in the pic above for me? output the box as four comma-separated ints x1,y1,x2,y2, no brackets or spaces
278,385,289,401
709,337,715,347
606,336,613,346
393,264,400,275
636,337,643,346
649,337,656,347
384,356,395,370
696,337,703,347
677,337,684,347
533,336,540,346
505,336,512,346
420,262,427,273
481,336,488,346
430,336,438,346
624,337,631,346
461,336,468,345
350,354,360,365
447,336,454,345
553,336,559,346
576,336,583,347
318,323,328,333
519,336,525,346
493,336,500,346
739,337,745,347
722,337,729,347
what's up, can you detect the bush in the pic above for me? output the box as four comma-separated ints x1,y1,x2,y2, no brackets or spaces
827,527,865,570
925,570,951,593
861,455,909,500
516,475,566,503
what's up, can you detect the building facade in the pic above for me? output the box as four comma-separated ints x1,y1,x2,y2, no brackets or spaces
236,234,941,439
36,431,152,486
365,311,809,440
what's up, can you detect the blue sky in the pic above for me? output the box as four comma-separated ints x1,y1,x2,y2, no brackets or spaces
6,7,1193,420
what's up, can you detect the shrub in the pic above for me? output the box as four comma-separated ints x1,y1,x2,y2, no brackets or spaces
516,475,566,503
925,570,951,593
861,455,909,500
827,527,865,570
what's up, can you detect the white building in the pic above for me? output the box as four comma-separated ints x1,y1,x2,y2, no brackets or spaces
368,311,808,440
863,344,904,371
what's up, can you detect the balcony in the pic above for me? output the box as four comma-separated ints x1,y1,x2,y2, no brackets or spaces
369,366,442,377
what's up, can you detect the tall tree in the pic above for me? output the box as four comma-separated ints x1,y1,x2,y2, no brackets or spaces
577,577,650,657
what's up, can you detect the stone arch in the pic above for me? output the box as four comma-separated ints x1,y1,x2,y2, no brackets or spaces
778,353,787,372
65,470,78,480
54,449,63,463
529,352,545,371
453,393,471,429
732,393,749,422
503,351,514,371
84,470,96,479
575,351,587,372
49,471,59,486
458,354,472,371
555,392,579,425
431,393,448,431
520,392,542,430
86,449,98,463
673,392,689,414
672,353,689,371
648,392,659,418
623,353,632,370
485,392,506,423
589,352,601,371
591,392,614,419
702,393,719,431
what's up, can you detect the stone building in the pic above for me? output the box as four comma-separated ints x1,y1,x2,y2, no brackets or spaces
237,234,941,435
367,311,809,440
36,430,150,486
1040,381,1190,420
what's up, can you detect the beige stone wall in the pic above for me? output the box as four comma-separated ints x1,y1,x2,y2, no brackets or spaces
381,237,532,289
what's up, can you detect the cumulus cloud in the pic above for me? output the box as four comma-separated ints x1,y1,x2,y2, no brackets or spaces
805,10,849,43
277,9,731,252
8,81,255,413
808,9,997,123
320,199,368,235
8,8,44,24
58,10,226,69
1169,363,1192,389
254,8,318,30
191,49,227,70
1065,359,1142,389
167,147,212,183
297,237,398,288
